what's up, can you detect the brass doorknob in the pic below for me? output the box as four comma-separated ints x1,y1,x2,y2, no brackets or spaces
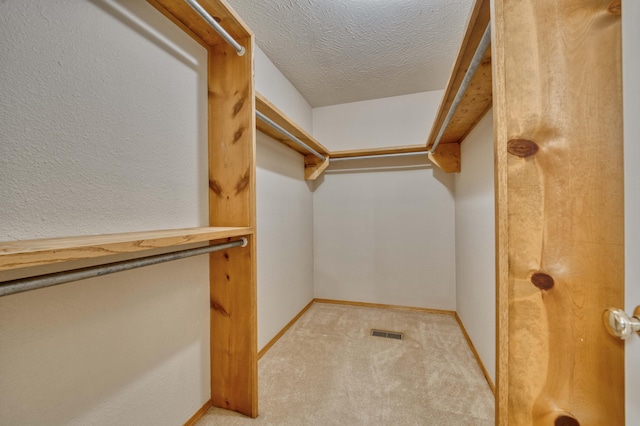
603,307,640,340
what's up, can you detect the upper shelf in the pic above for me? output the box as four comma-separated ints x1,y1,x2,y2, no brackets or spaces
254,0,491,177
425,0,492,173
255,92,330,181
148,0,253,48
331,145,428,159
0,226,253,272
255,93,329,158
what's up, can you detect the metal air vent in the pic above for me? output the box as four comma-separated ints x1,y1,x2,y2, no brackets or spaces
370,329,404,340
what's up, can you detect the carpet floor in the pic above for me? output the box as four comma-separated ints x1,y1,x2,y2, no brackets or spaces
196,302,494,425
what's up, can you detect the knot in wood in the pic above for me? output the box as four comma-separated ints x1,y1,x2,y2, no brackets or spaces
555,415,580,426
608,0,621,14
507,139,539,158
531,272,554,290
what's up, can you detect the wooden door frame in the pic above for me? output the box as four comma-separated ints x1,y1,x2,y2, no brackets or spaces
492,0,624,424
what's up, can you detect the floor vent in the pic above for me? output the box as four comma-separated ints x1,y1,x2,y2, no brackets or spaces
370,329,404,340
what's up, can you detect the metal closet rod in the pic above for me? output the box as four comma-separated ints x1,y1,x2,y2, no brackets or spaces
330,151,430,161
184,0,245,56
0,238,248,298
429,21,491,154
256,110,327,161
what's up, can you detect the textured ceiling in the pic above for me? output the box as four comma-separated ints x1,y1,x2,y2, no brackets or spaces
224,0,474,107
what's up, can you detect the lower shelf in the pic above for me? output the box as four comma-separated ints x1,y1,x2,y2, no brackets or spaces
0,226,254,272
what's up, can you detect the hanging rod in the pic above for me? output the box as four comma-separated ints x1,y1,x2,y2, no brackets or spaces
256,110,327,161
0,238,248,298
428,22,491,154
184,0,245,56
330,151,430,162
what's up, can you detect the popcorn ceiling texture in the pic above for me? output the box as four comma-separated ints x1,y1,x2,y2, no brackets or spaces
225,0,474,107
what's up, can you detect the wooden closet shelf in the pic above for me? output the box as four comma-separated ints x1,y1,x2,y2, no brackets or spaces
253,0,491,178
0,226,253,271
425,0,492,173
331,145,428,159
255,92,330,181
255,93,329,158
148,0,253,48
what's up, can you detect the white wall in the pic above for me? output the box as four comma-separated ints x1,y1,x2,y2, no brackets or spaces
623,1,640,423
254,47,315,350
453,110,495,383
0,1,210,424
255,46,312,133
312,92,457,310
313,91,443,149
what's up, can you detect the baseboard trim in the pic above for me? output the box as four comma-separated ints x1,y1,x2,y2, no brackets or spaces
258,299,315,360
253,298,495,396
313,298,456,316
183,399,212,426
454,313,495,394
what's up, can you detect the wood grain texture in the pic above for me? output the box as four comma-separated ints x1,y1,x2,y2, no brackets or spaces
304,155,330,181
0,227,253,272
208,36,257,418
438,47,492,146
428,143,461,173
492,3,510,423
148,0,252,48
255,93,329,157
330,145,427,159
209,234,256,417
147,1,258,417
492,1,624,424
426,0,491,151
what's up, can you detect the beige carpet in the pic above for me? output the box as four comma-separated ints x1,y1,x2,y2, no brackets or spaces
197,302,494,425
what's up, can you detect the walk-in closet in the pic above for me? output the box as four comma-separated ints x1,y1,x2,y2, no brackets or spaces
1,0,637,425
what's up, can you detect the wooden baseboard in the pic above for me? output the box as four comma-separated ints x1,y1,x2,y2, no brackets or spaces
183,399,212,426
313,298,456,316
258,299,315,360
454,313,495,394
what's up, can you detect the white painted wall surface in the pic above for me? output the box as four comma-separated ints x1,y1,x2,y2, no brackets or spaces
0,1,209,424
312,92,456,310
453,110,495,383
255,46,313,133
312,90,443,149
256,134,315,349
623,1,640,423
254,48,315,350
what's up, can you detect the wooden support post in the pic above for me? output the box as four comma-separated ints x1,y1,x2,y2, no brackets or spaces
208,37,257,418
145,0,257,418
492,0,624,424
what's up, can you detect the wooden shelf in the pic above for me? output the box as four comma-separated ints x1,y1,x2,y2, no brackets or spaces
148,0,253,48
425,0,492,173
254,2,492,177
0,226,253,272
331,145,428,159
255,92,330,181
255,93,329,157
